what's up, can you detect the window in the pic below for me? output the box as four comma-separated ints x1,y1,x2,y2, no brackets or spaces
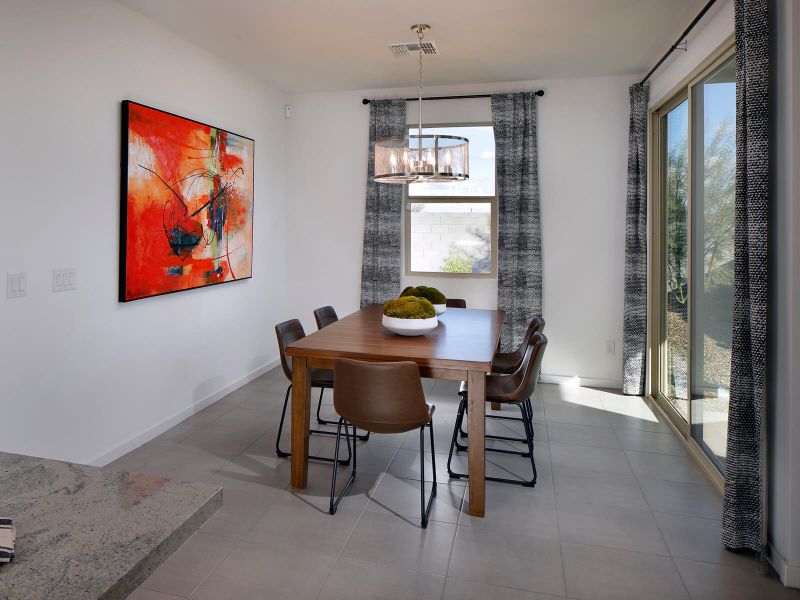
405,124,496,276
689,55,735,473
661,97,690,422
652,47,735,476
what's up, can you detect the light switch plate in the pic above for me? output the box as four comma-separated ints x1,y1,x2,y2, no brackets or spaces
7,272,26,298
53,268,77,292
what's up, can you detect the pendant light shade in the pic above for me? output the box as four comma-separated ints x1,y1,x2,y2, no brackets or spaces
374,133,469,183
374,24,469,185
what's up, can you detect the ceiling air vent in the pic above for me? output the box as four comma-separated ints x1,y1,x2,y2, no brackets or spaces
388,40,439,58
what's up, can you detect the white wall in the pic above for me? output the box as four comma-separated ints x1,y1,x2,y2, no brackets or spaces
647,0,734,108
285,76,634,387
0,0,287,465
647,0,800,586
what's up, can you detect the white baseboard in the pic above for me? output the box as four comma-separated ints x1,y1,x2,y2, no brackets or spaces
539,373,622,390
87,364,615,467
87,358,280,467
769,543,800,589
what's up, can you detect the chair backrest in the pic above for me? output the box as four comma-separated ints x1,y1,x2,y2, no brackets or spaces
275,319,306,381
505,315,546,361
313,306,339,330
333,358,430,434
445,298,467,308
505,331,548,402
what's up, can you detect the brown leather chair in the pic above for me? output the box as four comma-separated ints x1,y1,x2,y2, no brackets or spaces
329,358,437,527
492,315,545,374
457,315,546,445
445,298,467,308
274,319,351,464
447,331,547,487
311,306,355,431
313,306,339,330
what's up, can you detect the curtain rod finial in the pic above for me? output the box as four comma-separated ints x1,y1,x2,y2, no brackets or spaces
362,98,370,105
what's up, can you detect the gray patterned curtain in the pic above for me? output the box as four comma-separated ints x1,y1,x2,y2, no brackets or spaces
491,92,542,352
722,0,768,556
360,99,406,308
622,83,649,395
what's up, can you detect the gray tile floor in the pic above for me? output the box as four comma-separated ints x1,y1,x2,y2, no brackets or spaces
119,368,796,600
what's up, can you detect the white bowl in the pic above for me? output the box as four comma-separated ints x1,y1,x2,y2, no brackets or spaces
382,314,439,336
433,303,446,316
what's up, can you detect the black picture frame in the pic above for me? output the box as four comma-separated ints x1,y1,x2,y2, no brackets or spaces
119,100,255,302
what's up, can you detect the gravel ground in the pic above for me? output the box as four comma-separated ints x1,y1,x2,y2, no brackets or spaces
665,311,731,409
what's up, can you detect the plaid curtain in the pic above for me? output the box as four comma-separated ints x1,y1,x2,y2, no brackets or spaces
360,99,406,307
722,0,769,557
491,92,542,352
622,83,649,395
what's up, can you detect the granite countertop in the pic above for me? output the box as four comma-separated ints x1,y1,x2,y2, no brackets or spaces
0,452,222,600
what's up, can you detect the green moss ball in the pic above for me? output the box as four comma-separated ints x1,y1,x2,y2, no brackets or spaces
383,296,436,319
399,285,446,304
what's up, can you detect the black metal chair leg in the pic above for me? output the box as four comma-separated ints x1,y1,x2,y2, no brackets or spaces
526,397,536,439
456,396,533,448
429,421,438,494
316,387,332,424
419,427,426,526
420,421,437,528
522,402,538,486
458,395,532,445
456,402,530,456
479,402,532,457
275,384,292,458
448,400,537,487
447,399,467,479
330,419,357,515
276,384,351,465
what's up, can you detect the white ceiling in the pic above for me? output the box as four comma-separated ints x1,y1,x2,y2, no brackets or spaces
118,0,709,93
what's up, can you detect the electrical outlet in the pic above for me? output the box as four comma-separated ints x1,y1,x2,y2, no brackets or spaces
6,272,26,298
53,268,77,292
605,340,616,356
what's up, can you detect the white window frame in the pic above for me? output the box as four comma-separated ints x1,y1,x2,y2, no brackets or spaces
404,122,497,279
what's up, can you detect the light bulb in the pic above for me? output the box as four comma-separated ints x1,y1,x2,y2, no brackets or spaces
389,152,397,168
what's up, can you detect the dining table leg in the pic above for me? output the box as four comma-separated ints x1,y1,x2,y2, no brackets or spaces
467,369,486,517
290,355,311,489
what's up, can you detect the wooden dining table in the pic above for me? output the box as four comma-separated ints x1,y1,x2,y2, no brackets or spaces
285,303,505,517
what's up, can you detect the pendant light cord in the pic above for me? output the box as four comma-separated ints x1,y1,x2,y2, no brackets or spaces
417,26,424,161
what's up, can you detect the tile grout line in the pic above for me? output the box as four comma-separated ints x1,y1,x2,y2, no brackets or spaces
538,384,571,597
440,383,469,594
440,484,467,600
610,396,694,600
185,383,297,599
181,531,237,599
310,440,402,599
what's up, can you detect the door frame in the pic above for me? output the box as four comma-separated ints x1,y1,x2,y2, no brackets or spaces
647,41,735,491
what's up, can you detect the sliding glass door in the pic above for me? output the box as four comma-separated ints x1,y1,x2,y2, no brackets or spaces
689,56,736,473
661,97,690,424
654,48,735,475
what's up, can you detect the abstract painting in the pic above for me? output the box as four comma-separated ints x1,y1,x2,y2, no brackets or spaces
120,101,254,301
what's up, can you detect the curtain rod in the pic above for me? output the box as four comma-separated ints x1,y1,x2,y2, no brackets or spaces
639,0,718,85
361,90,544,105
